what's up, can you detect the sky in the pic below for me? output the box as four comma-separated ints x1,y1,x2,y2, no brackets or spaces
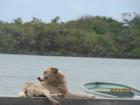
0,0,140,22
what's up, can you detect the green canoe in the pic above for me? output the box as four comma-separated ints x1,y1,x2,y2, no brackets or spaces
81,82,140,98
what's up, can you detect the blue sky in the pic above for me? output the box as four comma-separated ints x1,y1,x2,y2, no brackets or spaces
0,0,140,22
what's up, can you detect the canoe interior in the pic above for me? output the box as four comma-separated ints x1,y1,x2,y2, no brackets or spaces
82,82,140,98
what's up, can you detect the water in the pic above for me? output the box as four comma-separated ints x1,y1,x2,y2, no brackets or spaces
0,54,140,96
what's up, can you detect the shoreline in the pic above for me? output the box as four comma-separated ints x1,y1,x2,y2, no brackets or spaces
0,53,140,60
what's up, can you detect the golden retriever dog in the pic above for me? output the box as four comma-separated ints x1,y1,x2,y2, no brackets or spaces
19,67,95,105
38,67,95,99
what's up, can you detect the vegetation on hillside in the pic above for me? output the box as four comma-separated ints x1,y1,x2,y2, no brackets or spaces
0,13,140,58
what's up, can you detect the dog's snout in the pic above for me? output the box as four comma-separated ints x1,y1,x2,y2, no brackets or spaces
38,77,43,81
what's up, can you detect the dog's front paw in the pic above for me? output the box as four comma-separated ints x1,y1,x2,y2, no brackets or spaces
57,94,65,98
51,94,64,98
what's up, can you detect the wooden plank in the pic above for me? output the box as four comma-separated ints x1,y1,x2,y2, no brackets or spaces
0,97,140,105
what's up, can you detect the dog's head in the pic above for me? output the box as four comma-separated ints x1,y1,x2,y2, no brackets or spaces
38,67,65,84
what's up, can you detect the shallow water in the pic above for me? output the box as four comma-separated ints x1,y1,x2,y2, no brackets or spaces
0,54,140,96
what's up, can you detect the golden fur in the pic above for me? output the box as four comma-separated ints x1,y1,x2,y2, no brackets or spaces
38,67,68,96
38,67,95,98
19,67,95,105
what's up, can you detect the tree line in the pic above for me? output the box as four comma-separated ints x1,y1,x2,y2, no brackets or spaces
0,14,140,58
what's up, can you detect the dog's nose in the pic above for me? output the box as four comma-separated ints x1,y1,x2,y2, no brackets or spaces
37,77,42,81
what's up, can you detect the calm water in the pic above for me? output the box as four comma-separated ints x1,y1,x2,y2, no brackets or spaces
0,54,140,96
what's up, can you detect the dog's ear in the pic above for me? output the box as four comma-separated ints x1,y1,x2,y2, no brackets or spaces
51,67,58,74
